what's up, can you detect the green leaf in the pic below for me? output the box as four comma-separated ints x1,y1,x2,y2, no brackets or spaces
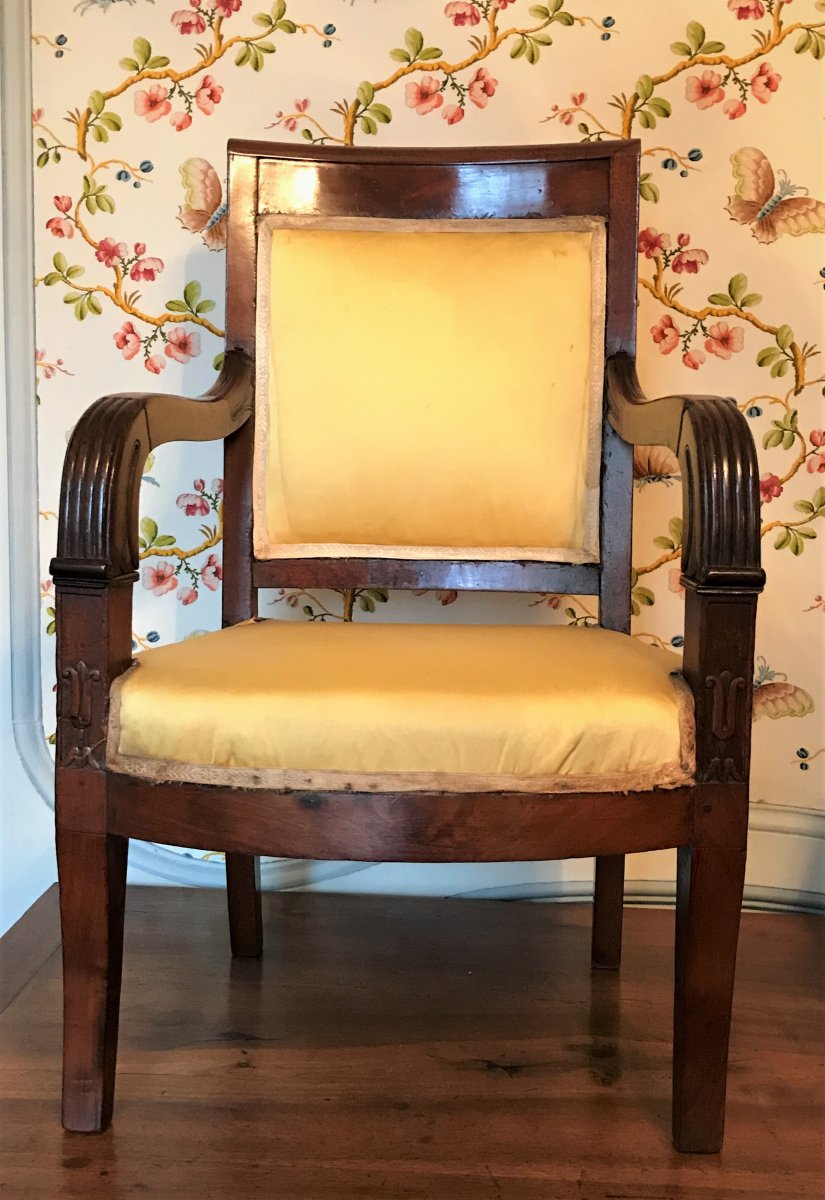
359,115,377,135
525,38,539,64
637,110,655,129
548,0,564,12
62,291,85,304
91,124,108,143
653,536,675,550
196,299,216,314
404,27,424,59
708,292,734,306
762,429,784,449
183,280,202,310
647,97,672,118
96,193,115,214
794,499,815,514
797,527,817,540
43,272,62,286
532,32,553,46
36,151,49,168
814,487,825,510
780,429,795,451
213,352,225,371
276,20,296,33
795,31,813,53
510,36,527,58
356,80,375,107
636,75,654,102
53,252,68,274
728,273,747,306
529,4,550,16
740,293,762,309
686,21,705,54
358,594,375,613
89,90,105,116
553,11,573,25
35,137,47,149
250,45,264,70
369,103,392,123
771,360,790,380
140,517,158,546
253,12,273,25
87,294,102,316
701,40,725,53
119,56,140,71
756,347,782,367
165,300,188,313
98,112,123,131
790,531,804,555
236,44,252,66
271,0,286,20
633,586,655,606
775,324,794,350
418,46,443,60
670,41,692,56
774,528,791,550
389,48,411,63
133,37,151,68
668,516,683,544
639,175,659,203
154,535,177,547
301,127,313,140
257,40,276,53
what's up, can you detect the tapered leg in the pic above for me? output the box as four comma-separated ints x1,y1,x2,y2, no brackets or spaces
226,853,263,958
591,854,625,970
673,842,746,1153
58,830,128,1133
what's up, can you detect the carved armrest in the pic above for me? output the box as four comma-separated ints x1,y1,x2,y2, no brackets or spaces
606,352,765,594
50,350,254,585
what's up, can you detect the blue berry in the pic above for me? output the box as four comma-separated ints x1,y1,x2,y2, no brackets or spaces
147,630,160,644
139,160,154,173
797,748,809,759
116,169,130,182
746,405,762,418
323,38,332,47
602,16,615,27
687,148,703,162
323,23,336,35
680,169,688,178
601,31,611,40
801,762,809,771
56,34,67,46
663,158,677,170
131,639,137,651
671,635,684,648
55,49,64,58
133,181,141,188
820,267,825,278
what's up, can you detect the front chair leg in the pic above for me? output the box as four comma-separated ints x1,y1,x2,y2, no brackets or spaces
58,829,128,1133
591,854,625,969
226,853,263,958
673,842,746,1153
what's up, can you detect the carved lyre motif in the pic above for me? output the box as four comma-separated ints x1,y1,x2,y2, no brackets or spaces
703,672,747,783
59,661,104,769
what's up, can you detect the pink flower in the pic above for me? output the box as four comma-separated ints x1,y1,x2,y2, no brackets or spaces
201,553,223,591
215,0,242,15
130,256,164,282
142,562,177,596
759,473,782,503
164,327,201,364
177,492,210,517
212,478,224,494
468,67,498,109
54,195,72,213
705,321,744,360
683,349,706,370
442,104,464,124
95,237,127,267
134,84,172,123
114,321,141,360
676,233,690,248
405,77,443,116
170,111,193,132
728,0,765,18
651,314,680,355
672,248,709,274
171,8,207,34
134,242,146,256
178,586,198,606
558,111,574,125
32,108,44,124
807,452,825,474
493,0,516,8
723,98,747,120
638,227,671,258
194,479,205,492
444,2,480,25
195,74,224,115
145,355,166,374
750,62,781,104
668,568,685,595
571,91,586,106
810,430,825,447
46,217,73,238
685,70,725,110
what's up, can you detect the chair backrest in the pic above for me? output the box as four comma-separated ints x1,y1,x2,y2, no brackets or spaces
222,141,640,633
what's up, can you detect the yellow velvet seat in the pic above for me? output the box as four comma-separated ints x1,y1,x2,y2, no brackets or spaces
109,620,695,794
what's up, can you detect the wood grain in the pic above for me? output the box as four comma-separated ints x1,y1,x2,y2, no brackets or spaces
0,885,60,1015
0,890,821,1199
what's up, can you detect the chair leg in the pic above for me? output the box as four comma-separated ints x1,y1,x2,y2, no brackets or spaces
58,829,128,1133
226,853,263,958
673,842,746,1153
591,854,625,970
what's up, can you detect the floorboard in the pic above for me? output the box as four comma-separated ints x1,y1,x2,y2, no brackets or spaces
0,889,822,1199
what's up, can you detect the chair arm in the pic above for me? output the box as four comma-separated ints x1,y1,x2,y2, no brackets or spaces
50,350,254,585
606,352,765,593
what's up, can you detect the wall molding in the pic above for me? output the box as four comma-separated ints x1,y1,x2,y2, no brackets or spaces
2,4,822,899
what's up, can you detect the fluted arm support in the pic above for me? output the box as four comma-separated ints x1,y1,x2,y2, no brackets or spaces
606,352,765,594
50,350,254,585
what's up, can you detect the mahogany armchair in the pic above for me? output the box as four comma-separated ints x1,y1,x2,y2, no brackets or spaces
51,140,764,1151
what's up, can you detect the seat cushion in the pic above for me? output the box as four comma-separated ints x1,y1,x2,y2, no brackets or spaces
108,621,695,794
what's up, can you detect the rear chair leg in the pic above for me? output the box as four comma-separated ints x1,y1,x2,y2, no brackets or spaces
58,830,128,1133
673,842,746,1153
591,854,625,970
226,853,263,958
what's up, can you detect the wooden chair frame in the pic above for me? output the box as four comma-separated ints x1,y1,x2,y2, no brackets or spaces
50,141,764,1149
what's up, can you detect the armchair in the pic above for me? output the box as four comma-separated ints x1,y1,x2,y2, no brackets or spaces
51,140,764,1151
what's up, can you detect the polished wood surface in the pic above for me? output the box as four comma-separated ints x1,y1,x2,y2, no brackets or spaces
0,886,60,1015
0,891,822,1199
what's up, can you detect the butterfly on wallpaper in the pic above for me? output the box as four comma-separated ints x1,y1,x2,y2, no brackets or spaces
177,158,227,252
726,147,825,245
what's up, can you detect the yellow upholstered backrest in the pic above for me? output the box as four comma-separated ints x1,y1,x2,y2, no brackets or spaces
253,216,606,562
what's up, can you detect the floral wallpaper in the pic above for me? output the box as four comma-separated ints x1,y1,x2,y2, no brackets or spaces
31,0,824,868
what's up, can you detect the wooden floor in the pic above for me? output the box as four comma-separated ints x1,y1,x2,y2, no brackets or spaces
0,890,822,1199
